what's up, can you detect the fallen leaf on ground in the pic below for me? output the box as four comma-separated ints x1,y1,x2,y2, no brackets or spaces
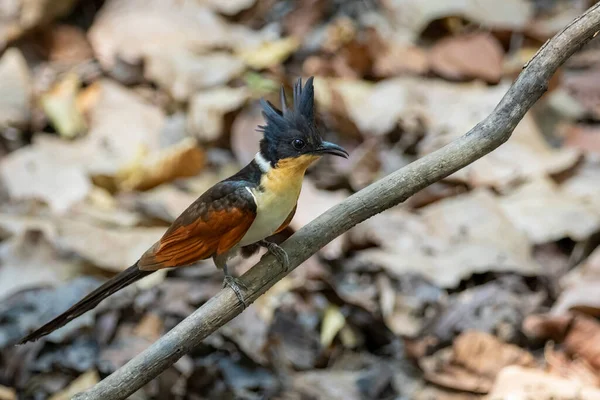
380,0,533,41
187,87,249,142
40,72,87,139
372,42,429,78
352,190,539,288
560,159,600,216
552,248,600,316
238,37,300,70
563,124,600,155
320,304,346,348
486,365,600,400
144,50,246,102
230,105,263,165
420,331,536,394
0,0,78,48
291,371,363,400
498,178,600,244
197,0,256,16
43,24,94,64
48,370,99,400
293,180,349,260
116,137,205,191
0,386,15,400
562,68,600,119
0,48,32,129
429,33,504,84
88,0,261,72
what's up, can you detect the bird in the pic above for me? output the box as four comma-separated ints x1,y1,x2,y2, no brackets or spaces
18,76,348,344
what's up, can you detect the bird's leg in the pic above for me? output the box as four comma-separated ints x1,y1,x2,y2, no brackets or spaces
258,240,290,271
213,254,247,308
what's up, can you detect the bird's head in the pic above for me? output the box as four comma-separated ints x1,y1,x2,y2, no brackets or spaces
257,76,348,170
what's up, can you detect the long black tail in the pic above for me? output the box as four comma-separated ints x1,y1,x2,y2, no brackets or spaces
18,262,152,344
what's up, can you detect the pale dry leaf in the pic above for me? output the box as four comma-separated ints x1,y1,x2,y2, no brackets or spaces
429,33,504,84
0,48,31,129
563,124,600,155
354,190,539,288
116,137,205,191
127,184,197,222
498,178,600,244
144,49,245,101
320,304,345,348
293,179,349,260
88,0,262,71
486,366,600,400
133,313,163,341
187,87,249,142
418,86,579,188
0,213,164,273
197,0,256,16
0,385,15,400
0,135,91,213
237,37,300,70
230,106,263,165
48,370,99,400
560,159,600,215
0,231,85,300
381,0,533,41
291,371,362,400
40,72,87,138
0,0,78,48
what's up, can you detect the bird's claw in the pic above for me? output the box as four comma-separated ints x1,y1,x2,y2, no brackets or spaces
261,241,290,272
222,275,248,308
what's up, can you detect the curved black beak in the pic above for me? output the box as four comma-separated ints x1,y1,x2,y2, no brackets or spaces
314,141,349,158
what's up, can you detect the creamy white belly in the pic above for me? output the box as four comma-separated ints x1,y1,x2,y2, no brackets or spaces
238,186,297,246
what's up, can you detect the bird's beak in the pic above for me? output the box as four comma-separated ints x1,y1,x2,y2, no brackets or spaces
314,141,349,158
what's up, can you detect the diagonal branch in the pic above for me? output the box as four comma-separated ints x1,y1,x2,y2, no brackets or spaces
77,4,600,399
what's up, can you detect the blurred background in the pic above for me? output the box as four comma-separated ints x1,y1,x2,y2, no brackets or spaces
1,0,600,399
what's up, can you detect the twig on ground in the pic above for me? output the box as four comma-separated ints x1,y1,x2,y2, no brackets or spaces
76,4,600,399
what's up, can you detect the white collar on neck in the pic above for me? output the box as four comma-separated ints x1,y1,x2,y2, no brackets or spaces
254,152,271,173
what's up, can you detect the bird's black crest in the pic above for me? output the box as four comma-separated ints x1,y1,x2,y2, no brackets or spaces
257,77,319,140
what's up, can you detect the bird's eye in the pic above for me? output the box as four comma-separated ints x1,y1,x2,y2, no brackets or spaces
292,138,305,150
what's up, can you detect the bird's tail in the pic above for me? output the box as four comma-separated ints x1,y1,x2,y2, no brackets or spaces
18,262,152,344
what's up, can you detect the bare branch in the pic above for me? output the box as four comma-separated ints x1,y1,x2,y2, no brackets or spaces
77,5,600,399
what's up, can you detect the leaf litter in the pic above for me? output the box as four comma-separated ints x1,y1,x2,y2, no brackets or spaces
2,0,600,399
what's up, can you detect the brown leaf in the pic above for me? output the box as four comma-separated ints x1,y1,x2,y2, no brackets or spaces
421,331,536,394
563,68,600,119
133,313,163,341
372,43,429,78
0,0,78,48
429,33,504,84
563,124,600,155
230,106,262,165
0,48,31,129
486,365,600,400
283,0,327,37
44,25,94,63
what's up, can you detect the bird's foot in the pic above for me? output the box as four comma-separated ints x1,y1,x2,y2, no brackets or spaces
259,240,290,272
223,275,248,308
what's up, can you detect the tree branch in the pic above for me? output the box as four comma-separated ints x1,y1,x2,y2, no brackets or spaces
77,5,600,399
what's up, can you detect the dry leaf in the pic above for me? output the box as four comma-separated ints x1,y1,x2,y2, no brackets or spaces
133,313,163,341
0,135,91,213
372,43,429,78
0,0,78,48
381,0,533,41
320,304,345,348
353,190,539,288
44,24,94,63
429,33,504,84
292,180,349,260
48,370,99,400
0,48,31,129
238,37,300,70
498,178,600,244
421,331,536,394
486,366,600,400
40,72,87,138
230,106,263,165
88,0,262,71
0,385,15,400
144,50,245,101
187,87,249,142
116,137,205,191
560,159,600,216
563,124,600,155
197,0,256,16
